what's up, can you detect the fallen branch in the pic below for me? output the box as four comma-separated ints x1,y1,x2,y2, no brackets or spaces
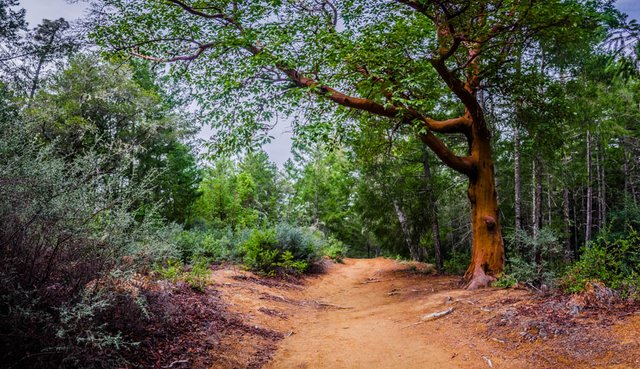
402,307,455,328
258,306,289,319
420,307,455,321
259,293,300,305
163,359,189,368
311,300,353,309
361,279,382,284
482,355,493,368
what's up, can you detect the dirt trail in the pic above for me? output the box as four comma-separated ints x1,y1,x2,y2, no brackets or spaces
210,258,640,369
265,258,469,369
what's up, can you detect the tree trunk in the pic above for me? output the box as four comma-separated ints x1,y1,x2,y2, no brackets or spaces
586,130,593,244
393,199,420,261
514,125,522,249
598,140,606,228
29,57,45,100
547,174,552,225
463,120,504,290
623,138,630,209
29,26,61,100
532,157,542,240
562,156,573,261
422,148,443,273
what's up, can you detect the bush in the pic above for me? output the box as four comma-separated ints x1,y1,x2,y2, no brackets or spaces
173,228,237,262
493,272,518,288
443,251,470,275
275,224,323,264
504,227,565,287
240,225,322,275
322,237,349,263
155,257,211,292
241,229,281,274
562,228,640,299
0,117,181,367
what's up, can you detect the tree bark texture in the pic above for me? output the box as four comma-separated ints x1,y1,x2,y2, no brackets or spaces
562,156,573,261
393,199,421,261
586,130,593,244
462,118,504,290
514,125,522,249
532,157,542,240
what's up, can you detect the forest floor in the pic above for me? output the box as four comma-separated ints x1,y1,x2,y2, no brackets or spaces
174,258,640,369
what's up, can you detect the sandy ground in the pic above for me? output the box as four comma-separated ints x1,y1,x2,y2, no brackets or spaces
208,258,640,369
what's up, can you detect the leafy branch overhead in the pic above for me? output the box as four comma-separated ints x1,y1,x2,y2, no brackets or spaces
91,0,618,288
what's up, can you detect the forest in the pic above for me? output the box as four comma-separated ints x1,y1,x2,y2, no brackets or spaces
1,0,639,368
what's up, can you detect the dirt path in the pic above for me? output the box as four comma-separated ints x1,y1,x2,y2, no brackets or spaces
209,258,640,369
265,258,467,369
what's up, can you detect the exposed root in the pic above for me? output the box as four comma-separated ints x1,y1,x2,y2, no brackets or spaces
463,265,496,290
259,293,301,305
258,306,289,320
310,300,353,310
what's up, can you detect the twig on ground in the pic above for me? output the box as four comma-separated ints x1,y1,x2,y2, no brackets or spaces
402,307,455,328
311,300,353,309
163,359,189,368
421,307,455,321
482,355,493,368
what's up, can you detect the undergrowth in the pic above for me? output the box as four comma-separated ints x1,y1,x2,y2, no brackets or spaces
562,228,640,299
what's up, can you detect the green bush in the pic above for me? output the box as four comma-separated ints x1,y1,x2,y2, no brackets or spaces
493,272,518,288
0,114,182,367
156,258,183,282
173,228,238,262
184,257,211,292
240,226,322,275
503,227,565,287
322,237,349,262
443,251,470,275
241,229,281,274
562,228,640,299
155,257,211,292
275,223,322,264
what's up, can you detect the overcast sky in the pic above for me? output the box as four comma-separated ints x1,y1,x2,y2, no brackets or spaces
18,0,640,166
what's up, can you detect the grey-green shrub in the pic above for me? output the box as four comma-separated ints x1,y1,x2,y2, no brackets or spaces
239,225,324,275
0,115,180,367
502,227,564,287
562,228,640,299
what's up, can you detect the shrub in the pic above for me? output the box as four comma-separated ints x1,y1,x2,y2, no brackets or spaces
322,237,349,263
562,228,640,299
493,272,518,288
156,258,183,282
443,251,470,275
0,117,181,367
241,228,281,274
173,228,237,262
275,223,322,264
155,257,211,292
184,257,212,292
240,225,322,275
504,227,565,287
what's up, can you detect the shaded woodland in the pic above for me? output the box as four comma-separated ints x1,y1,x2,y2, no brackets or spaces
0,0,639,368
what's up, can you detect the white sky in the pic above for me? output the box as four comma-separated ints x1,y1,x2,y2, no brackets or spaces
17,0,640,167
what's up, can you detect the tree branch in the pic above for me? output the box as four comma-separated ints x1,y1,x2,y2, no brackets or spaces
166,0,232,22
422,115,470,134
129,3,475,176
429,58,481,117
131,42,216,62
419,131,474,175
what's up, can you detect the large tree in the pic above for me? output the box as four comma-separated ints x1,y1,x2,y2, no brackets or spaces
92,0,610,288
